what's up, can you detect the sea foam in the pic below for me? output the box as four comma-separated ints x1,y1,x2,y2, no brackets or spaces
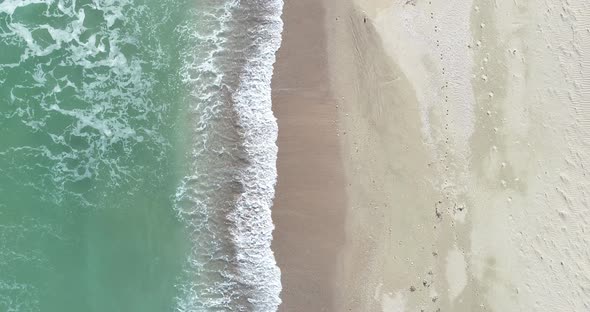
0,0,285,310
173,0,284,311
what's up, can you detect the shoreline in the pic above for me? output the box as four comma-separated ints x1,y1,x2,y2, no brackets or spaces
270,0,346,310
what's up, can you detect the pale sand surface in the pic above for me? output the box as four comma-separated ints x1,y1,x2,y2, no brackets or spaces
273,0,590,311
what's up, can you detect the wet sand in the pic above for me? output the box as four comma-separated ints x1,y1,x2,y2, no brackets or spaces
270,0,346,311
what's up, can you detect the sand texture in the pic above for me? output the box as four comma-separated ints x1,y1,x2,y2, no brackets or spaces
271,0,346,311
272,0,590,311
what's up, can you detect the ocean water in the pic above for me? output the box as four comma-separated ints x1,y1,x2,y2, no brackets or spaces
0,0,283,311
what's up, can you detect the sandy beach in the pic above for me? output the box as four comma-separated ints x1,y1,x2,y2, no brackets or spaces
270,0,346,310
272,0,590,311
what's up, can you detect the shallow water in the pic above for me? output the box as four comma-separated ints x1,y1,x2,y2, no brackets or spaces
0,0,283,311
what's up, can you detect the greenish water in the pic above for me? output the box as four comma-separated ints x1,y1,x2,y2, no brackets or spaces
0,0,284,310
0,0,192,310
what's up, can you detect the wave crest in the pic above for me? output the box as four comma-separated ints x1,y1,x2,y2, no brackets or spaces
173,0,284,311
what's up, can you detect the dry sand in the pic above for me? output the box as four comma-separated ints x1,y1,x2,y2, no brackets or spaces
272,0,590,311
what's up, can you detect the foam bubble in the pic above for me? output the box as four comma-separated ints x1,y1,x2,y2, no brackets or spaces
173,0,284,310
0,0,167,199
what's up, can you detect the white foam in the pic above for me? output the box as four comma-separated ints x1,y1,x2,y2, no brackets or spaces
173,0,284,310
0,0,51,15
226,0,284,309
0,0,164,199
1,0,286,309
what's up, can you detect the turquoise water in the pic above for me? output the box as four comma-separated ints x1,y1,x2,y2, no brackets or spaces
0,0,283,311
